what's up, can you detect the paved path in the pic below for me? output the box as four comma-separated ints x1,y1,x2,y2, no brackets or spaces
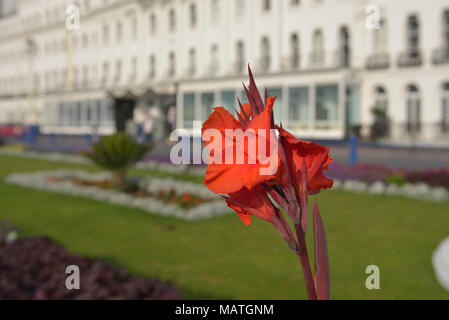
26,135,449,170
330,145,449,170
153,141,449,170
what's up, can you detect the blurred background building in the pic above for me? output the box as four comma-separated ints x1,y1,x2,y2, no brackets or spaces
0,0,448,146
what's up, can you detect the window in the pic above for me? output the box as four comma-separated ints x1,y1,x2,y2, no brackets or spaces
86,100,95,126
102,24,109,46
201,92,215,121
92,31,98,47
93,100,103,126
73,67,79,89
150,14,157,35
102,62,109,85
406,84,420,133
235,0,245,19
288,87,308,129
115,60,121,83
73,102,81,126
169,52,176,77
373,19,387,53
131,17,137,40
116,21,122,43
210,44,219,75
82,65,89,88
316,85,339,129
268,87,282,123
149,55,156,78
131,57,137,80
290,33,300,69
261,37,271,72
262,0,271,11
236,41,245,74
443,10,449,48
312,29,324,66
339,26,350,67
183,93,195,128
169,9,176,32
407,15,420,56
190,4,197,28
82,33,89,48
220,90,236,113
211,0,219,26
189,49,196,74
374,86,388,111
442,82,449,132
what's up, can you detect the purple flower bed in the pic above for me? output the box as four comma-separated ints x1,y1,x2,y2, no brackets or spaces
0,237,183,300
404,169,449,191
326,162,449,191
327,162,393,184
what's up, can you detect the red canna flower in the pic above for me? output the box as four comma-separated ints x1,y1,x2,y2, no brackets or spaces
201,66,332,300
201,95,279,195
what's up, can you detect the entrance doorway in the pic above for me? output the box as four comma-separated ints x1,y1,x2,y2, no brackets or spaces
114,98,136,132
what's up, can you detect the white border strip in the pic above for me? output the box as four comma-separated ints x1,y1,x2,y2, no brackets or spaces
4,170,231,221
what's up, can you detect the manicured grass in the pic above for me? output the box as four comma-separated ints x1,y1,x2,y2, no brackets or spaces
1,154,448,299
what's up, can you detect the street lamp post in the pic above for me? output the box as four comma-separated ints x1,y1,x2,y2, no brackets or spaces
25,38,39,147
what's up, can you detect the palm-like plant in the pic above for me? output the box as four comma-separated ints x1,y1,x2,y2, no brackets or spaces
85,133,152,187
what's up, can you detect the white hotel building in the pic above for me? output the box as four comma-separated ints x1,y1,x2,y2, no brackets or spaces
0,0,448,144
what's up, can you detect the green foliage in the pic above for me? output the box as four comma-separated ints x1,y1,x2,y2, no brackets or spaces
386,173,406,186
85,133,152,172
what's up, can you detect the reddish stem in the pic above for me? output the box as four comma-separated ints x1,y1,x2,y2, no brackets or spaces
294,223,317,300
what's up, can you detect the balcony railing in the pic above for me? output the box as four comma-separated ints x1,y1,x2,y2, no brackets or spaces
309,51,325,69
280,55,300,71
432,47,449,65
206,64,220,77
442,120,449,133
226,61,245,76
166,69,176,79
366,53,390,70
397,51,422,68
370,117,390,139
181,67,196,79
333,50,351,68
255,57,271,74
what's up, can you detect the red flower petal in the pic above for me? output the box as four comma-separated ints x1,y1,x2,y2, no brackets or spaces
278,127,333,194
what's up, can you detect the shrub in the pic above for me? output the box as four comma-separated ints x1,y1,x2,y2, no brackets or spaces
84,133,152,187
386,173,406,187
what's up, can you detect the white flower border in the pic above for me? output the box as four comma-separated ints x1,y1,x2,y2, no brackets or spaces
4,170,231,221
333,179,449,202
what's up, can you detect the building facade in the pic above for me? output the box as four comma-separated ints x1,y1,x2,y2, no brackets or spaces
0,0,448,145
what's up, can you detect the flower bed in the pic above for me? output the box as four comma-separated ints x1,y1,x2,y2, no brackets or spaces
332,179,449,202
5,170,231,220
0,236,183,300
50,176,213,210
327,162,449,194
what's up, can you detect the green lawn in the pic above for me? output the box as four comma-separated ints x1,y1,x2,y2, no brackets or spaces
1,153,448,299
